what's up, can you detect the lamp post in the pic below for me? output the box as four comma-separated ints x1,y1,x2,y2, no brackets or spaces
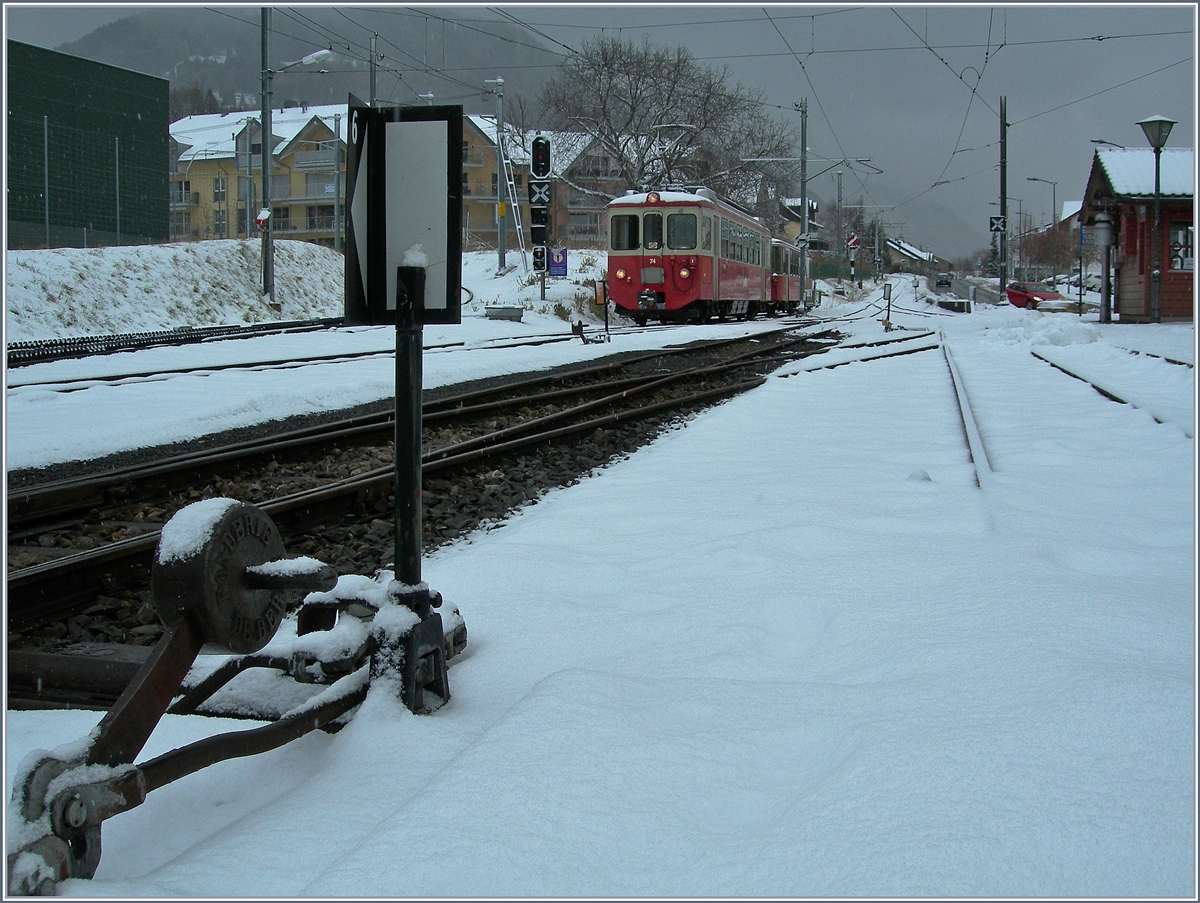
260,40,333,308
1137,114,1176,323
1026,176,1057,228
484,77,506,272
1027,177,1057,278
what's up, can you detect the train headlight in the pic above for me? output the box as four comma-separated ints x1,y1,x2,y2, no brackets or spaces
615,268,627,281
647,191,660,204
678,267,691,279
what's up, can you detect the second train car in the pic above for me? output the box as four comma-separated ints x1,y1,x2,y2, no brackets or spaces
606,188,802,325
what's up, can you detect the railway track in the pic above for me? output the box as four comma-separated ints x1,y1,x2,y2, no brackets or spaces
5,318,344,367
1030,345,1194,438
7,327,839,637
6,325,990,713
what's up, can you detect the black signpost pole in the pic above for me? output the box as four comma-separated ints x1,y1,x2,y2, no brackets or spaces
394,266,426,594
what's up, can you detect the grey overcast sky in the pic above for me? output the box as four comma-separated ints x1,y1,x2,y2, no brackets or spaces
4,3,1195,258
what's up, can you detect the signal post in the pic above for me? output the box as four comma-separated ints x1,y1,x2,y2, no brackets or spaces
529,135,551,298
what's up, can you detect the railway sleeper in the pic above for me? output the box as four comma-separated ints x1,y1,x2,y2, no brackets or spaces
7,497,465,896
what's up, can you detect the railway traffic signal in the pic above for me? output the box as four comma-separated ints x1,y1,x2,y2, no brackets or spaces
531,135,551,178
530,206,548,246
529,136,551,276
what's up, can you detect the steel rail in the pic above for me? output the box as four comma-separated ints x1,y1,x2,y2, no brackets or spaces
6,318,342,368
941,336,994,490
1030,347,1192,437
8,329,814,535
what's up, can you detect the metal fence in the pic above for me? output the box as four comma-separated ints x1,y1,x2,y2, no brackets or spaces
7,113,167,250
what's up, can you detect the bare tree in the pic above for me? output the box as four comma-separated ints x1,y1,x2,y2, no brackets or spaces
539,36,798,213
1023,226,1077,277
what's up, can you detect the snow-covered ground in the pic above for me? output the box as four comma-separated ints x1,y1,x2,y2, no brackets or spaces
3,243,1196,897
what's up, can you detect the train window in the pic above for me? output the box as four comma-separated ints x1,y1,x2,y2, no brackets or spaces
644,212,663,250
666,213,697,250
701,216,712,251
610,214,640,251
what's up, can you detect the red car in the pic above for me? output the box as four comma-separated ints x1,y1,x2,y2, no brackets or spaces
1005,281,1065,310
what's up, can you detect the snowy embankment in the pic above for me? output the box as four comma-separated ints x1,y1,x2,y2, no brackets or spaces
4,241,607,342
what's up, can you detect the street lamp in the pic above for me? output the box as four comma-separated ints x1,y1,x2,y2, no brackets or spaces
1090,138,1126,149
261,42,334,308
1137,114,1176,323
1026,176,1058,227
484,77,507,273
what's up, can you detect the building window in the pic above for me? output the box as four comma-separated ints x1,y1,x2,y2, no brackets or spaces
1169,222,1193,271
579,154,617,179
306,173,338,198
462,171,470,195
169,210,191,240
214,209,227,238
569,212,598,237
307,205,334,231
213,175,227,203
237,175,256,205
274,205,291,233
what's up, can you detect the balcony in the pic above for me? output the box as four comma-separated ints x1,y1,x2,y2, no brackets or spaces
169,191,200,208
293,149,338,170
463,151,486,167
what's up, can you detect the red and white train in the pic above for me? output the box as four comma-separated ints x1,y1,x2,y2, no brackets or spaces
606,188,804,325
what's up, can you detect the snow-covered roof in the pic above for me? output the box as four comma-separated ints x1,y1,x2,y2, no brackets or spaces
781,197,819,214
1061,200,1083,222
609,190,709,206
172,103,347,163
173,108,594,177
1095,147,1194,198
887,238,934,262
465,115,591,176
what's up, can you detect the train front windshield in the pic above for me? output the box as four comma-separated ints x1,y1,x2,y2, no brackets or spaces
611,214,640,250
667,213,696,249
610,210,699,252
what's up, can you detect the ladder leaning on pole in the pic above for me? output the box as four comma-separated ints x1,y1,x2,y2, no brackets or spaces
499,133,529,272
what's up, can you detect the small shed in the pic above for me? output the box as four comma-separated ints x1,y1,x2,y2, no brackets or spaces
1081,147,1193,322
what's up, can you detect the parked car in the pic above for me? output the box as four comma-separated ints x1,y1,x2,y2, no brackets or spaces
935,273,952,287
1005,281,1065,310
